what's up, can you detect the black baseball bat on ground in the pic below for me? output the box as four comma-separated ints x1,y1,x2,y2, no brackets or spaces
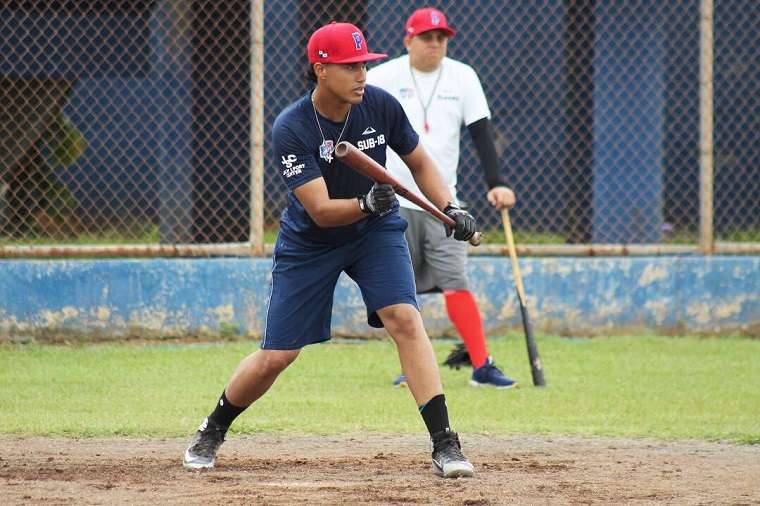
501,208,546,387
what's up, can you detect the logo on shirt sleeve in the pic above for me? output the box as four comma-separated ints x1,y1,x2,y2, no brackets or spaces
281,154,305,177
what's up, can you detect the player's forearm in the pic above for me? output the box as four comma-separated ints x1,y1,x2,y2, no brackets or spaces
306,198,366,228
412,166,454,210
293,178,366,228
400,145,453,210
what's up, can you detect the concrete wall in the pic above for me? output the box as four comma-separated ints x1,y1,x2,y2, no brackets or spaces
1,256,757,340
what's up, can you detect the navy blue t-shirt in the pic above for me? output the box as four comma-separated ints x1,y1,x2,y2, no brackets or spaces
272,84,419,244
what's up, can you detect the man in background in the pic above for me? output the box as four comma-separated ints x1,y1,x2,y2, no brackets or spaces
368,7,517,388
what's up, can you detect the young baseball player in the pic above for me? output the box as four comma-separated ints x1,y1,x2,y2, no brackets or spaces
367,7,517,389
183,21,477,479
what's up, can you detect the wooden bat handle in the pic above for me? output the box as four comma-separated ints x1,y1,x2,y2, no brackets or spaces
334,142,482,246
501,208,526,304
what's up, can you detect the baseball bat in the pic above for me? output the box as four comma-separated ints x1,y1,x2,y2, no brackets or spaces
334,141,482,246
501,208,546,387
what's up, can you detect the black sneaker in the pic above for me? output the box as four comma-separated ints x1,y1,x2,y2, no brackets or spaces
431,430,475,478
183,417,226,469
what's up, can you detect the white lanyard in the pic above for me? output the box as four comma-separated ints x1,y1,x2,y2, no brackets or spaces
409,65,443,133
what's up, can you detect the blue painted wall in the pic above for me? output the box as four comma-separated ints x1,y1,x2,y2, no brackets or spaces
1,256,757,339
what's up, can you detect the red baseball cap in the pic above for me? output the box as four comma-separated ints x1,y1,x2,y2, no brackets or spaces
405,7,456,38
308,22,387,64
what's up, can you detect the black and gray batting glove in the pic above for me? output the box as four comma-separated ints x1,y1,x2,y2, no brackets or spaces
358,183,397,216
443,202,477,241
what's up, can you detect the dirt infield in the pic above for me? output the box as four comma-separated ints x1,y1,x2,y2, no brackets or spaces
1,434,758,505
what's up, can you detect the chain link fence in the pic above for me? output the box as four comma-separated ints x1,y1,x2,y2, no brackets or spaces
0,0,757,255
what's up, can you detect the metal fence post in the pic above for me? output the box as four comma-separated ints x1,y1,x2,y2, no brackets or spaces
250,0,265,256
699,0,714,254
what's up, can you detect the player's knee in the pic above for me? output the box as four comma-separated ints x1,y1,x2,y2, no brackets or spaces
379,305,424,341
255,349,299,375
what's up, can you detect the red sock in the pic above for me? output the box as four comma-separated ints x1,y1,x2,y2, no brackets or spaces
443,289,489,368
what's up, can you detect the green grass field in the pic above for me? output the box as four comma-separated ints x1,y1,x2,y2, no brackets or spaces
1,334,758,443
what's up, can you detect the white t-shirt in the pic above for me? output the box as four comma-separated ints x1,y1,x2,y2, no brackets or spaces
367,55,490,210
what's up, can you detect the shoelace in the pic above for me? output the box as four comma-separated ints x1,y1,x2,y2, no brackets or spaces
481,360,507,378
483,363,500,377
193,426,225,456
433,434,466,461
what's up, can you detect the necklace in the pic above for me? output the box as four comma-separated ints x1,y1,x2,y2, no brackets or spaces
409,63,443,133
311,92,351,163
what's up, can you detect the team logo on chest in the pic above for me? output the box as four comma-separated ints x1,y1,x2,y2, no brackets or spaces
400,87,415,99
319,140,334,162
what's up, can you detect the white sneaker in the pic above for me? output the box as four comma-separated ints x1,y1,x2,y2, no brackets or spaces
183,417,226,469
431,430,475,478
